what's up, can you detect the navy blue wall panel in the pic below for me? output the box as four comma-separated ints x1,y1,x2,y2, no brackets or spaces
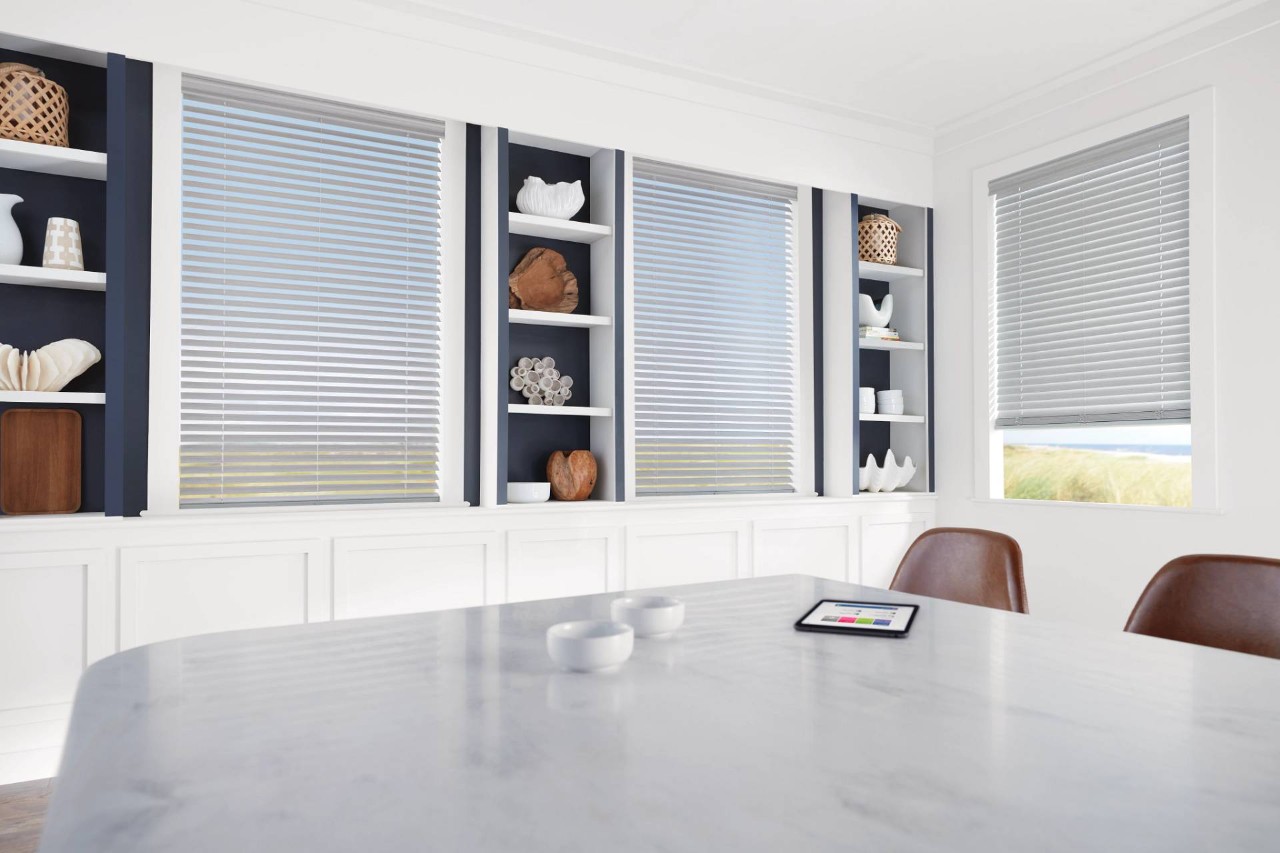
104,54,152,517
464,124,482,505
507,144,591,223
927,208,936,492
812,189,824,495
612,150,625,501
495,129,510,504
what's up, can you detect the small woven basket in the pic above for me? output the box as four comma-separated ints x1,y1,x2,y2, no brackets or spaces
0,63,70,147
857,214,902,264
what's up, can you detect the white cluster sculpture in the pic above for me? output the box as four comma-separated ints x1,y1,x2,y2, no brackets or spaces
510,356,574,406
0,338,101,392
859,450,917,493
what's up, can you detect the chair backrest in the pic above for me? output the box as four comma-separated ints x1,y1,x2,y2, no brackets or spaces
889,527,1028,613
1124,555,1280,659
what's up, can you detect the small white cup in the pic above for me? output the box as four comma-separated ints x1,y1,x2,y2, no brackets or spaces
610,596,685,638
859,387,876,414
546,621,634,672
877,390,904,415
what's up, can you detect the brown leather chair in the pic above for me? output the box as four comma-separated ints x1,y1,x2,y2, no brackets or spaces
1124,555,1280,659
889,528,1028,613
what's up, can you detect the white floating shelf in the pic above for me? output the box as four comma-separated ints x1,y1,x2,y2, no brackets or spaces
860,413,924,423
859,338,924,351
509,309,611,328
0,264,106,292
508,213,612,243
0,138,107,180
859,261,924,282
0,391,105,404
508,404,611,417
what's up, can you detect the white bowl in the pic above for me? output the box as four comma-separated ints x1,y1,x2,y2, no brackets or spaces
508,482,550,503
610,595,685,638
546,621,634,673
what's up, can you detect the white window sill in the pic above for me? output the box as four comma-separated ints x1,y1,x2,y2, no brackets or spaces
971,498,1223,516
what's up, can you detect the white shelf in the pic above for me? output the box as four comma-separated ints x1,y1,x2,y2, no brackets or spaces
859,338,924,351
0,391,105,404
860,413,924,424
0,138,107,180
859,261,924,282
508,404,611,417
508,213,612,243
0,265,106,292
509,309,611,328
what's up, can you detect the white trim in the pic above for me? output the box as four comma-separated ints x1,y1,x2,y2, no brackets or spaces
437,119,469,506
970,89,1218,509
621,152,638,501
793,185,817,497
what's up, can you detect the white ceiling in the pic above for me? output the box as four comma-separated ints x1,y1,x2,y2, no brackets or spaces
390,0,1250,132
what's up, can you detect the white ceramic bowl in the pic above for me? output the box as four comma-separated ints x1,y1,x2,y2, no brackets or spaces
546,621,634,673
610,595,685,638
508,482,550,503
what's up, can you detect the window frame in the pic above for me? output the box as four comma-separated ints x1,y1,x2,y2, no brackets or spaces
622,154,815,501
146,66,469,514
970,90,1219,511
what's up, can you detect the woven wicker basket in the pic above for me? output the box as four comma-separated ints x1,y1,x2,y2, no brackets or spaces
0,63,70,148
857,214,902,264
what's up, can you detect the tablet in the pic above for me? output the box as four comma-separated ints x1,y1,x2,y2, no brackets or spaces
794,600,918,637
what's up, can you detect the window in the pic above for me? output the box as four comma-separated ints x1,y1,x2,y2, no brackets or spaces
989,117,1191,506
631,159,799,496
179,77,446,508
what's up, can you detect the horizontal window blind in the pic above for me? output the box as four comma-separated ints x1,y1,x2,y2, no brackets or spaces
990,117,1190,428
180,76,446,507
632,159,798,495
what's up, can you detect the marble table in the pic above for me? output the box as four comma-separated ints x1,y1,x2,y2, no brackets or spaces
39,575,1280,851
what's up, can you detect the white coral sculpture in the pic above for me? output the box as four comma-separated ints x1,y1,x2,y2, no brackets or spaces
515,177,585,220
510,356,574,406
858,293,894,328
0,339,101,392
859,450,917,493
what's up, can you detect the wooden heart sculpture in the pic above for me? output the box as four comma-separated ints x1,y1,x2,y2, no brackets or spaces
509,247,579,313
546,450,597,501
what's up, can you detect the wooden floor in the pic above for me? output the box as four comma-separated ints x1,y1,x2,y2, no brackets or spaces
0,779,52,853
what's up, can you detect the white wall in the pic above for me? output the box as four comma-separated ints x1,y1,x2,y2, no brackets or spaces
1,0,931,204
931,5,1280,630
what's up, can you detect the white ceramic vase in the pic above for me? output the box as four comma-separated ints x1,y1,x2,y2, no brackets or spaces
858,293,894,328
516,177,585,220
0,195,22,266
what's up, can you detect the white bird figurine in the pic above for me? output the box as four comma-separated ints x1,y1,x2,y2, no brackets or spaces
858,293,893,328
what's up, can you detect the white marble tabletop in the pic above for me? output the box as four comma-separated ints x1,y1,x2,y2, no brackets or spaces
39,575,1280,851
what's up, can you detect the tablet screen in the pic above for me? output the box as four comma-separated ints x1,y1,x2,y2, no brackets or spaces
797,600,918,633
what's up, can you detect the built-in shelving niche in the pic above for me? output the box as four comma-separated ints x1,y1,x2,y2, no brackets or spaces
491,130,622,505
855,196,934,494
0,39,151,517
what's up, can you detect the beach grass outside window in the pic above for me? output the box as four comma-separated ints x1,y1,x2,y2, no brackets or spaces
631,159,799,496
989,117,1191,507
179,76,447,507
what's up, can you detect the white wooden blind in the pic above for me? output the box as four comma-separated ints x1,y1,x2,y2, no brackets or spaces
632,159,798,495
180,76,446,507
990,117,1190,427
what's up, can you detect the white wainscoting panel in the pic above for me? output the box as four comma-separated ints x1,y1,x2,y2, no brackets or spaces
505,527,621,602
753,519,855,581
119,540,326,649
333,533,496,619
859,513,931,588
625,522,750,589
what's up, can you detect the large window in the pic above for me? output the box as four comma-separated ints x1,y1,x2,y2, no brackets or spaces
989,117,1191,506
631,159,799,496
179,77,446,508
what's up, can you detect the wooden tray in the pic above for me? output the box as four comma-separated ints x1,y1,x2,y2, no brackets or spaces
1,408,82,515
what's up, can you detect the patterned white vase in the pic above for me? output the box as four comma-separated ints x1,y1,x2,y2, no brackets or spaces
43,217,84,271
